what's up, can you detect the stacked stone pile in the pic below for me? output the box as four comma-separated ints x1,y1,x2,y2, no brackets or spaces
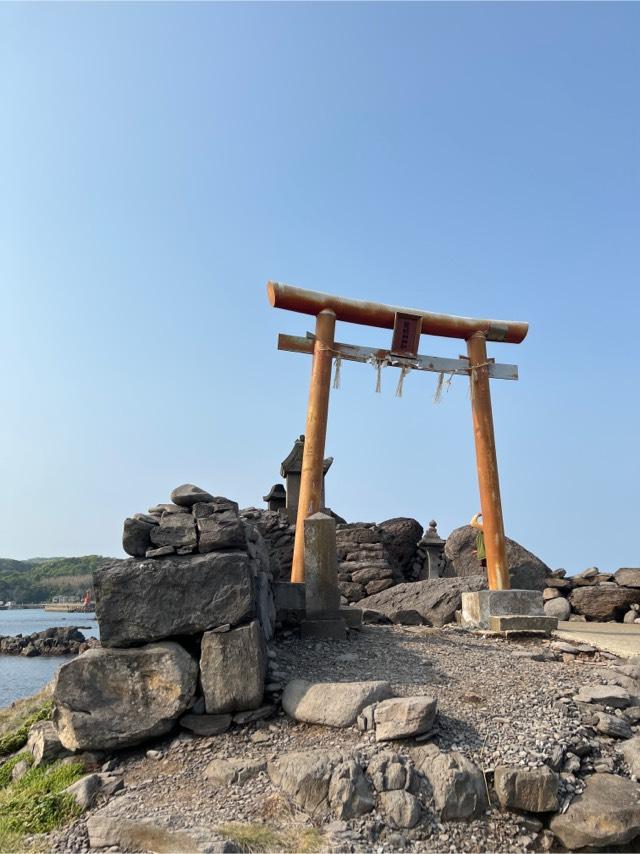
0,626,97,657
542,566,640,622
240,507,295,581
51,484,274,752
336,519,422,604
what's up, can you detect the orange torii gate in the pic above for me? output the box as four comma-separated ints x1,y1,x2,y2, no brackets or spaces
267,282,529,592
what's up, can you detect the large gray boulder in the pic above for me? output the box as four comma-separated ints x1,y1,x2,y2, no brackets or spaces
570,585,640,621
282,679,393,727
358,576,487,627
53,642,197,750
549,774,640,849
444,526,550,590
200,620,266,714
95,552,255,647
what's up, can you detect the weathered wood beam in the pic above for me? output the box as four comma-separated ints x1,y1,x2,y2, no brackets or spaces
278,334,519,381
268,282,529,344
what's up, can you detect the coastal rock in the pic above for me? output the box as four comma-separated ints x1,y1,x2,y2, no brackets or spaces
53,642,197,750
200,620,266,714
596,712,633,739
444,526,549,590
575,685,632,708
494,766,559,812
149,514,197,549
204,757,266,786
367,752,407,792
378,790,422,828
197,515,246,552
328,760,375,819
413,744,488,821
570,585,640,621
267,749,342,815
64,773,123,810
544,597,571,620
122,517,153,558
615,568,640,588
358,576,487,627
170,484,215,507
94,552,255,647
373,696,438,741
27,721,69,766
282,679,393,727
549,773,640,849
86,817,223,854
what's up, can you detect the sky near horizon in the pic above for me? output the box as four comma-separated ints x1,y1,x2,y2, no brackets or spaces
1,3,639,572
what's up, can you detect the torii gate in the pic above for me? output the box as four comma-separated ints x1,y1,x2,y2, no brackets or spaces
267,282,529,592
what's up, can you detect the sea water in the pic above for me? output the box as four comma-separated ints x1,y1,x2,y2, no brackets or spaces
0,609,99,708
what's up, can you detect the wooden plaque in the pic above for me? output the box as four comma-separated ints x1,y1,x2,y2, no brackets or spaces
391,312,422,357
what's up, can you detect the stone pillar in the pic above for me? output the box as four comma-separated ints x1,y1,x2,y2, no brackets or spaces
300,512,346,640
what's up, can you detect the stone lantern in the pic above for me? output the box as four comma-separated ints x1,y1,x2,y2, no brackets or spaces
263,484,287,513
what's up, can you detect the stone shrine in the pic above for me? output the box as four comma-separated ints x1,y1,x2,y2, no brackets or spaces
280,434,333,524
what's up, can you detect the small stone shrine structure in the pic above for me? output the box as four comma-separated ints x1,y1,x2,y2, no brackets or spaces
280,434,333,524
263,483,286,513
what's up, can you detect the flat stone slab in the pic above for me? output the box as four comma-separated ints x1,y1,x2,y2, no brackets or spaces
489,615,558,633
554,621,640,659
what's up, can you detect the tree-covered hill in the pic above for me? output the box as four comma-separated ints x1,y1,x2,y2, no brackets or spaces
0,556,118,604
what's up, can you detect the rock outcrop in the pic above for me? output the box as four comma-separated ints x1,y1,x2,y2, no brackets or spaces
444,526,550,590
53,642,198,750
358,575,487,626
95,552,256,647
0,626,96,657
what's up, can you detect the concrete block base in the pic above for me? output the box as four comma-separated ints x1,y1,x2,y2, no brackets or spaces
461,589,545,629
301,617,347,640
489,615,558,633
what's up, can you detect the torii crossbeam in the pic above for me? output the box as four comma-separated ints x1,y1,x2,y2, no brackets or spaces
267,281,529,592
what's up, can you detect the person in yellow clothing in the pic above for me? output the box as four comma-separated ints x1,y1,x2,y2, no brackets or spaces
470,512,486,570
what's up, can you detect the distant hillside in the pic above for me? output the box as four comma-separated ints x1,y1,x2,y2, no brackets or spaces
0,555,117,604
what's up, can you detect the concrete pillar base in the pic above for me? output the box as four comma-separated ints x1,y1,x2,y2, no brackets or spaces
462,589,547,629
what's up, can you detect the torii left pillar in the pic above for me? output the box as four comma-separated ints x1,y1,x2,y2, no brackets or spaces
291,309,336,583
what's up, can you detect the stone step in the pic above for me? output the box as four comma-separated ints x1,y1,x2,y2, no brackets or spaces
489,615,558,633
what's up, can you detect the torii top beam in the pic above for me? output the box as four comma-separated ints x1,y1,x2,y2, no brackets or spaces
267,281,529,344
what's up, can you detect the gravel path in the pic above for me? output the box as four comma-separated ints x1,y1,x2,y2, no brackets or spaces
48,624,632,853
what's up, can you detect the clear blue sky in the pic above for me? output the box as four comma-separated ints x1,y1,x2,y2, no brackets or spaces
1,3,638,573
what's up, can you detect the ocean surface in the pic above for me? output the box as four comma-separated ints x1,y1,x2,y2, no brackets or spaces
0,609,99,708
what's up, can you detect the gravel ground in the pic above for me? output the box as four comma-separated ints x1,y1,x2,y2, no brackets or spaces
47,624,635,854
